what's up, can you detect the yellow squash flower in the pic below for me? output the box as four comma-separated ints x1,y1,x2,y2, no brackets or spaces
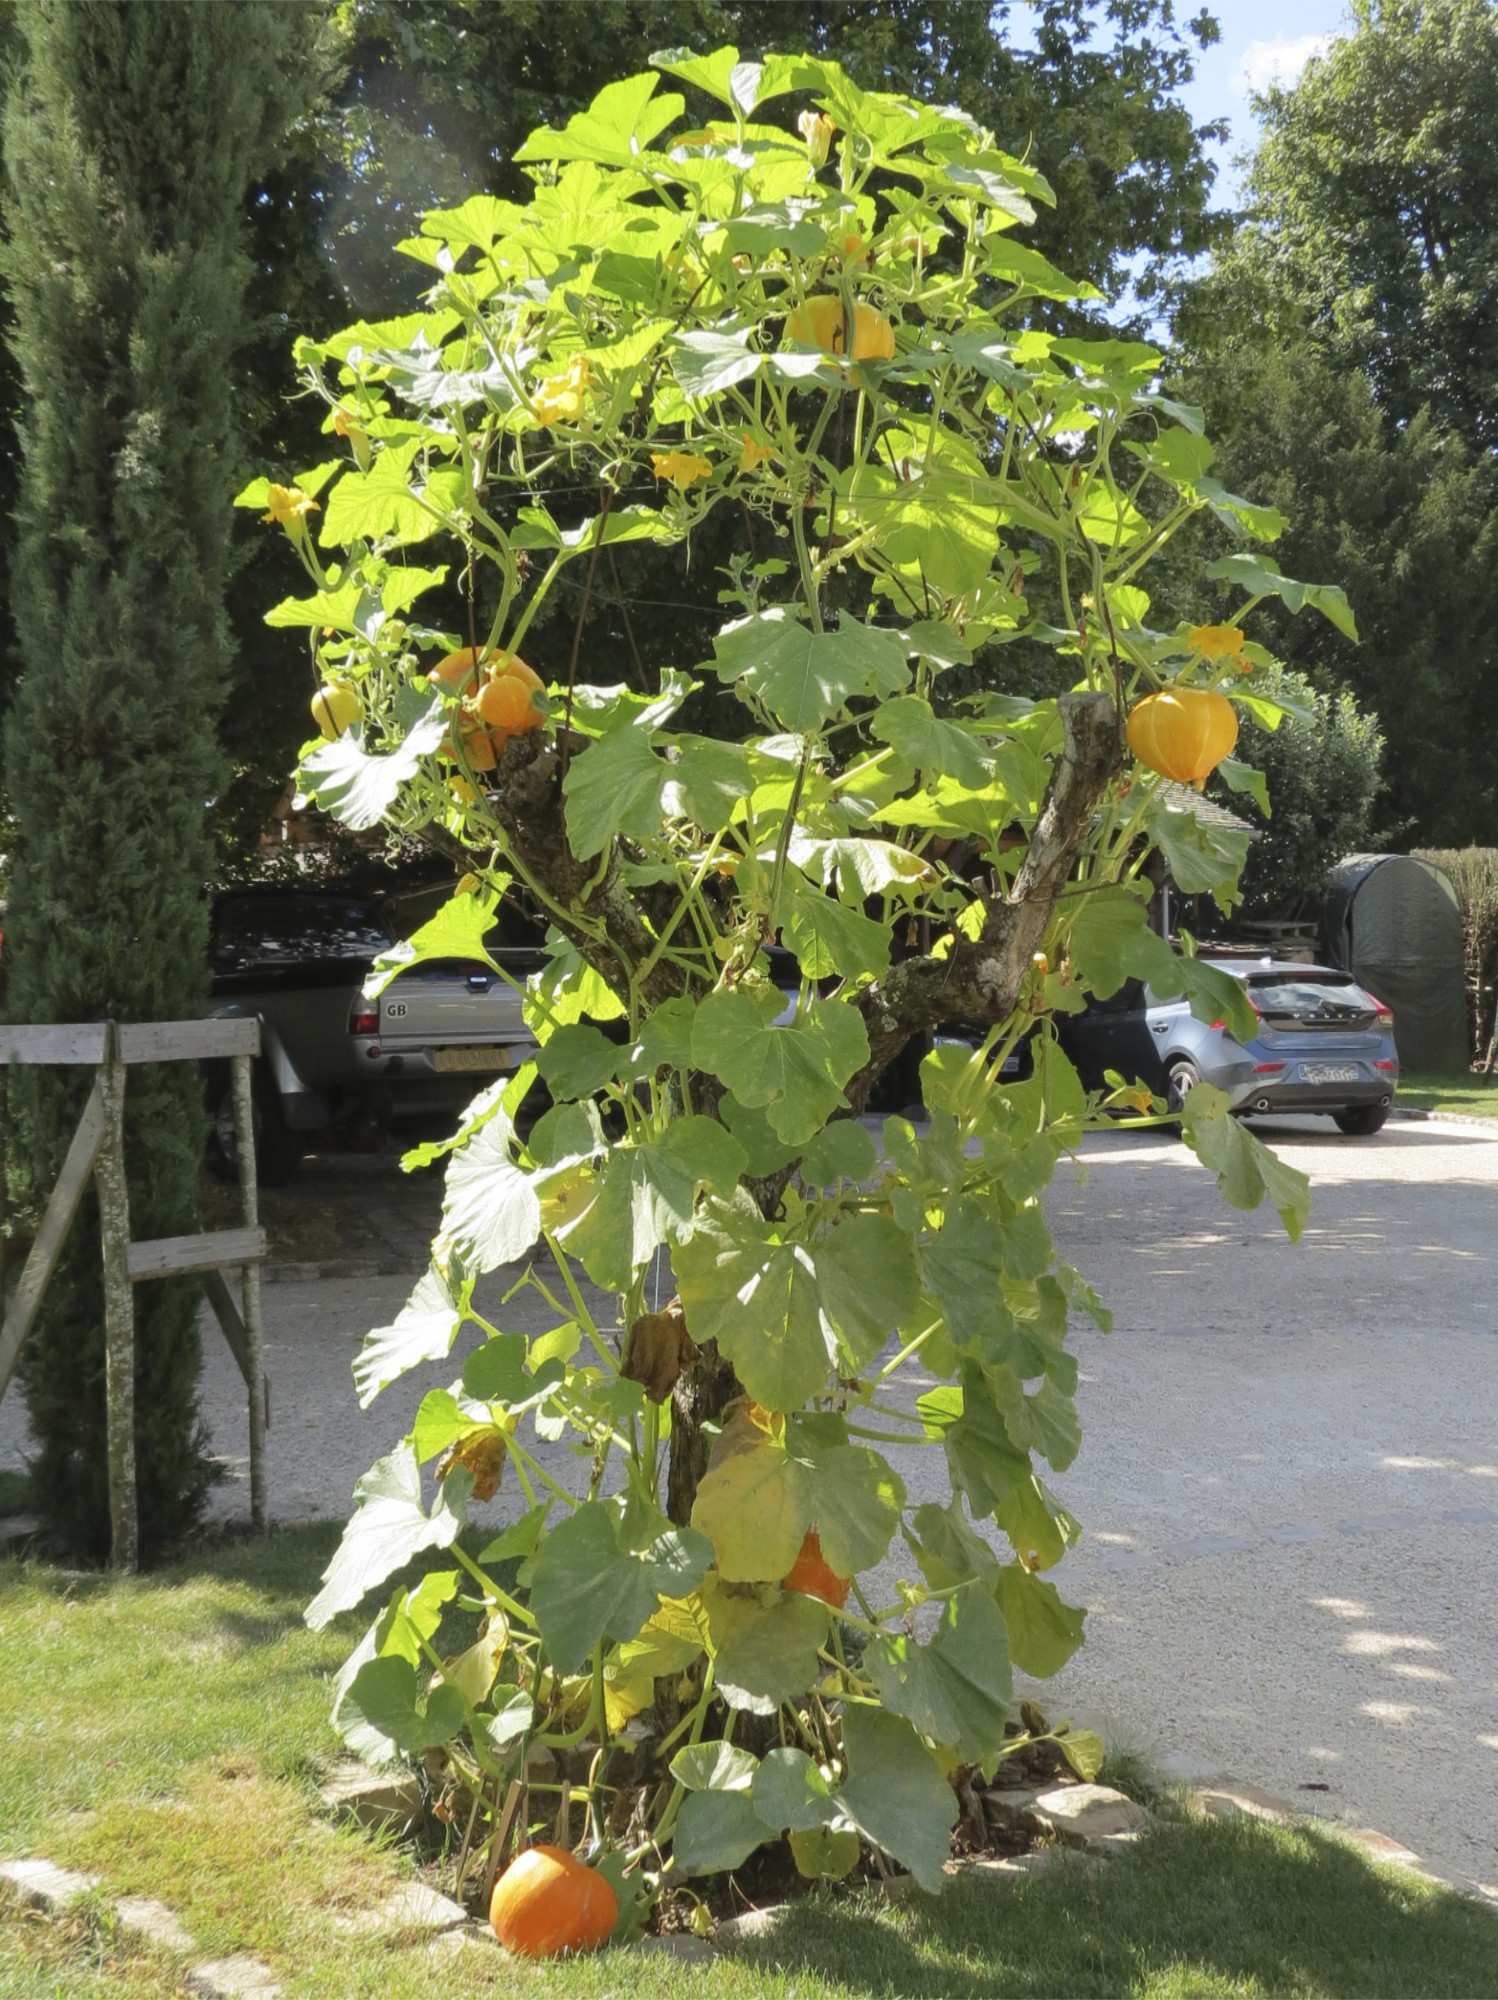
797,109,836,166
1187,623,1246,660
532,355,592,427
739,433,775,472
262,483,319,530
651,450,713,490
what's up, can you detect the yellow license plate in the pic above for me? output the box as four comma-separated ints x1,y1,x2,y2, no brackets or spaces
433,1045,510,1074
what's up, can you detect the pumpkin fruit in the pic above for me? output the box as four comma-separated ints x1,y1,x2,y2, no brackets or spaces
785,296,896,363
781,1528,850,1608
489,1844,618,1958
311,682,359,740
1126,688,1238,788
477,655,546,734
427,645,486,695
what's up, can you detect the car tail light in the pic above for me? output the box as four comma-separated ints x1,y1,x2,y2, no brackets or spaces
1374,1059,1396,1072
1366,990,1395,1027
348,1001,379,1036
1253,1062,1286,1073
1210,1019,1225,1032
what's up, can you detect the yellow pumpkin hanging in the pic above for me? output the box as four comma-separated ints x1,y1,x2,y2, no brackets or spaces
1126,688,1239,789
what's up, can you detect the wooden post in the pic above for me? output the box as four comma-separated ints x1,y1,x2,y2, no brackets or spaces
93,1023,138,1572
230,1051,267,1533
0,1083,106,1403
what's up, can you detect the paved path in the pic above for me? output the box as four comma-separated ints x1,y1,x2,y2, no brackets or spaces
3,1115,1494,1895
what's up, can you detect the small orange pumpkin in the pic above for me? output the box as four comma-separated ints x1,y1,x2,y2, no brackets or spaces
489,1843,618,1958
785,296,896,363
781,1528,850,1609
427,645,486,695
1126,688,1238,788
477,655,546,734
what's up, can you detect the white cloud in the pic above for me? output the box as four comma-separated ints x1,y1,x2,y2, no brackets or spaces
1238,33,1333,97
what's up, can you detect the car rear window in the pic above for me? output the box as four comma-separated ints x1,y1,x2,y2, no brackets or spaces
212,897,393,972
1245,974,1370,1020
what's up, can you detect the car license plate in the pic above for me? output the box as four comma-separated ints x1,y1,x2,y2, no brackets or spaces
434,1045,510,1073
1301,1063,1361,1084
999,1052,1021,1075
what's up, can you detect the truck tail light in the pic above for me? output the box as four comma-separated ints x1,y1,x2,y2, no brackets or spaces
348,1001,379,1036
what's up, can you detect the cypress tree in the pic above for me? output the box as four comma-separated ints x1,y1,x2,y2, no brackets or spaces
1,1,320,1558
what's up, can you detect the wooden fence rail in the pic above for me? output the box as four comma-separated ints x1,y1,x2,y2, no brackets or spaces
0,1019,268,1567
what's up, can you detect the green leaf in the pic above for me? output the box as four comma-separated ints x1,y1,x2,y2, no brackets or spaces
1147,794,1252,906
365,886,505,999
514,72,685,166
670,1740,759,1792
663,736,754,827
837,1705,957,1895
563,724,666,859
298,700,447,831
994,1564,1086,1677
703,1578,830,1715
866,1587,1013,1761
1181,1084,1312,1242
871,696,993,788
1057,1727,1106,1782
908,1498,1002,1593
752,1747,838,1833
676,1209,829,1415
780,872,891,980
1217,755,1271,816
671,328,764,397
320,442,443,548
460,1332,529,1405
560,1116,747,1290
353,1265,467,1409
535,1023,624,1101
798,1119,877,1187
811,1211,922,1370
306,1446,470,1629
634,996,697,1072
1205,553,1359,641
995,1474,1080,1573
441,1111,542,1272
342,1656,466,1755
1198,479,1286,543
691,992,869,1144
719,1093,800,1176
477,1503,548,1564
711,610,909,731
529,1500,712,1673
790,1825,862,1880
941,1372,1032,1517
672,1790,767,1875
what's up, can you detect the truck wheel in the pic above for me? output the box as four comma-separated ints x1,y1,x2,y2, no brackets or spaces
205,1064,304,1186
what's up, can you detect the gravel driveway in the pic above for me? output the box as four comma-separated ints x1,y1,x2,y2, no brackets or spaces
3,1114,1494,1897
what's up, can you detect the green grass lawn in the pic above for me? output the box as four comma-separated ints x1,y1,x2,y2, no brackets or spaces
1,1530,1493,1998
1398,1070,1498,1118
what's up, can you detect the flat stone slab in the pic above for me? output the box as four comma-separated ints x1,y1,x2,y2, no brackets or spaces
317,1762,423,1838
331,1882,467,1935
115,1895,197,1953
715,1903,789,1944
638,1932,716,1962
1028,1784,1152,1849
1190,1782,1300,1826
185,1955,281,1999
983,1784,1050,1831
0,1858,102,1908
1343,1826,1423,1869
0,1514,42,1547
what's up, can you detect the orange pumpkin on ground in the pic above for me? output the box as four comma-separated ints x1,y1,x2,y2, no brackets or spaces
1126,688,1238,788
477,655,546,734
489,1844,618,1958
785,296,896,363
781,1528,850,1609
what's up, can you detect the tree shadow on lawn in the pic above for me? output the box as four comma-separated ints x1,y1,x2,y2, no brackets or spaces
736,1818,1497,2000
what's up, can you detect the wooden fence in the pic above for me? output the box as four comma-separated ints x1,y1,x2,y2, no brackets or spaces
0,1019,268,1568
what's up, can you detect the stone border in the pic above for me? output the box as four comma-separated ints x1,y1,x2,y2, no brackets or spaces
1390,1106,1498,1132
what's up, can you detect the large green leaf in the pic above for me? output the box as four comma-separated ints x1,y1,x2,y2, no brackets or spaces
934,1372,1032,1517
1146,794,1252,906
671,328,764,397
514,72,685,167
871,695,993,788
703,1577,830,1714
352,1265,467,1408
993,1564,1086,1677
779,872,891,980
562,723,666,859
995,1473,1080,1573
441,1111,542,1271
812,1211,922,1368
340,1655,466,1755
1181,1084,1312,1242
1206,552,1359,641
298,700,447,831
711,610,909,730
675,1207,829,1412
866,1587,1013,1761
691,991,868,1144
364,887,506,1000
306,1447,470,1629
529,1500,712,1673
692,1411,903,1583
1064,886,1257,1041
837,1705,957,1894
560,1116,747,1290
908,1498,1002,1593
672,1790,767,1875
752,1747,839,1833
670,1740,758,1792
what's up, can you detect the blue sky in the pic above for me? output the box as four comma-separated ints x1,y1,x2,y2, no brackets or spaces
1171,0,1359,205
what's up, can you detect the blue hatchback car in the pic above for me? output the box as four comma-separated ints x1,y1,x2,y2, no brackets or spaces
1061,958,1400,1135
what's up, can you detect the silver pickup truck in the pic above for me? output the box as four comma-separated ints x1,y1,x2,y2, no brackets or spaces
206,888,545,1182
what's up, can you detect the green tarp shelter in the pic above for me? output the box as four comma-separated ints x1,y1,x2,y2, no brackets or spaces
1324,855,1467,1072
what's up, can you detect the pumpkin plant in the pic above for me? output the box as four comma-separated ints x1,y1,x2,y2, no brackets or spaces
242,48,1352,1915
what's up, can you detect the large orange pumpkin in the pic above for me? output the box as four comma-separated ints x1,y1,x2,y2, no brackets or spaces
785,296,896,363
489,1844,618,1958
781,1528,850,1609
1126,689,1238,788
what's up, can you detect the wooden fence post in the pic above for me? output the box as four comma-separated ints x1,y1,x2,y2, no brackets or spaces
93,1022,138,1572
230,1051,267,1533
